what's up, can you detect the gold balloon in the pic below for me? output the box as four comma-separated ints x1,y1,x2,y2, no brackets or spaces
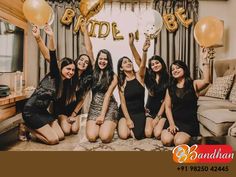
79,0,105,20
73,15,85,34
23,0,52,27
194,16,224,48
87,20,100,37
163,13,178,33
175,8,193,28
61,8,76,26
98,21,110,38
112,22,124,41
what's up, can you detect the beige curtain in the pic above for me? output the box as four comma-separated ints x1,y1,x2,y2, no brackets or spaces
39,1,84,80
153,0,199,79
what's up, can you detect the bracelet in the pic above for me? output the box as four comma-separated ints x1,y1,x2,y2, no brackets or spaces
73,111,78,115
202,63,210,66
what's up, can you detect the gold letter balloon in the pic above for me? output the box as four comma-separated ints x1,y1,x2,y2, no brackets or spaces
23,0,53,27
61,8,76,26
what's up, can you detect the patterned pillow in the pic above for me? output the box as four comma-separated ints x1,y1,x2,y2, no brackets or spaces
205,74,235,99
229,82,236,104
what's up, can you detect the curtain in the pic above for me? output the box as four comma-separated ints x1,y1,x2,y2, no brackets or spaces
153,0,199,79
39,0,84,80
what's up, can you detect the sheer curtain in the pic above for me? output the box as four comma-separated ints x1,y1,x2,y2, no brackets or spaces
153,0,199,79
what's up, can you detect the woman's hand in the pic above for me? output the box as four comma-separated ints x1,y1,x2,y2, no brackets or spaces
129,33,134,46
96,115,105,125
44,24,54,37
67,116,76,124
167,124,179,135
126,119,134,129
80,19,88,34
200,47,210,62
32,25,40,39
143,36,151,52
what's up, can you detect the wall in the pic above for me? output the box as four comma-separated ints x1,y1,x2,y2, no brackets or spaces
199,0,236,60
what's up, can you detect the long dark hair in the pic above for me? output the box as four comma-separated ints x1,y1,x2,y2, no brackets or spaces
146,55,169,95
57,57,78,105
75,54,93,99
169,60,193,96
92,49,114,92
117,56,135,90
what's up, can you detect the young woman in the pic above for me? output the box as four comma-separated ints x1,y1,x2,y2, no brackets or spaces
32,24,93,136
84,25,118,143
161,48,210,146
22,25,78,145
129,33,168,139
117,37,150,140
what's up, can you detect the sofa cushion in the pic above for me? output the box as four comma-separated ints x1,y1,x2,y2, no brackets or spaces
205,74,234,99
198,109,236,136
198,98,236,112
229,82,236,104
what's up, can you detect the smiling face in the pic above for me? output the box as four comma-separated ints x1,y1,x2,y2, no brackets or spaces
150,59,162,73
121,57,133,72
98,52,108,70
61,64,75,80
77,55,90,71
171,64,184,79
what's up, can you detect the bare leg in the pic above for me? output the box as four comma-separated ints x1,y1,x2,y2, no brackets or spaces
32,124,60,145
153,118,166,140
99,120,117,143
161,129,174,147
174,132,191,146
50,120,65,141
58,115,72,136
118,118,131,140
71,115,80,134
145,117,153,138
86,120,99,142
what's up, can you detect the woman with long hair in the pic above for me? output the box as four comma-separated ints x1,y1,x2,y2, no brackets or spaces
22,25,78,145
161,48,210,146
32,23,93,135
84,26,118,143
129,33,168,139
117,37,150,140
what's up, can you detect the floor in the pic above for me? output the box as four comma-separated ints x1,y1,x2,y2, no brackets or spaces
3,115,173,151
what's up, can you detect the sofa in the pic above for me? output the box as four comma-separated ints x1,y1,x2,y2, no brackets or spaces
198,59,236,137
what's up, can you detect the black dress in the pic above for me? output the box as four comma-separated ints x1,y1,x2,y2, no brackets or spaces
22,50,60,129
164,82,200,136
145,70,167,118
119,78,146,140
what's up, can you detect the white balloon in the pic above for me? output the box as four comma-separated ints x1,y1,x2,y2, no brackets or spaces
138,9,163,39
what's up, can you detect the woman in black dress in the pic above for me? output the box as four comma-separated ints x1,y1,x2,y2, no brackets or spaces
161,48,210,146
33,23,93,136
117,37,150,140
22,25,78,145
129,33,168,139
84,24,119,143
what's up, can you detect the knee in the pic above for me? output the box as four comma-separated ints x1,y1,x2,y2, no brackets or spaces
174,137,190,146
61,126,71,136
154,130,162,140
86,131,98,142
58,133,65,141
100,134,112,143
118,129,129,140
145,128,153,138
161,136,173,147
72,129,79,135
47,137,59,145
